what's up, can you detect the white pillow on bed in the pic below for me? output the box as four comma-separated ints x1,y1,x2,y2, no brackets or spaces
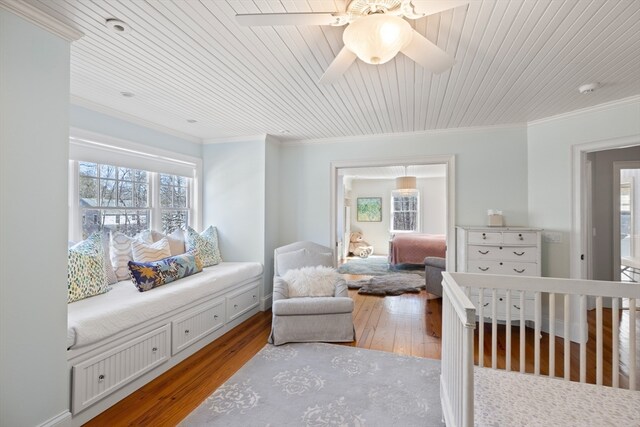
282,266,340,298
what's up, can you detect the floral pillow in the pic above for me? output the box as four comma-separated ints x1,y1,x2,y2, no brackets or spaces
185,226,222,267
68,233,110,303
128,252,203,292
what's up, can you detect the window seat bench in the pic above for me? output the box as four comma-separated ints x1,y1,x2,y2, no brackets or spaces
67,261,264,426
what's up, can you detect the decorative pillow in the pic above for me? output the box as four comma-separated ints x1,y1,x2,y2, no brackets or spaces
147,228,186,256
277,248,333,276
68,233,110,303
110,231,136,281
282,266,340,298
131,237,171,263
185,226,222,267
128,252,203,292
101,232,118,285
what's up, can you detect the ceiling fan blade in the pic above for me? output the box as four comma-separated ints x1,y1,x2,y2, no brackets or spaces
236,12,339,27
410,0,469,16
401,29,454,74
319,46,357,84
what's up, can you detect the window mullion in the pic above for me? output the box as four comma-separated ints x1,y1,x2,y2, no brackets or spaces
150,172,161,231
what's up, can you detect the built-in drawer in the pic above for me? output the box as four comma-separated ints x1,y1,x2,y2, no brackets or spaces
468,245,537,262
469,289,536,322
467,260,538,276
172,298,225,355
71,324,170,414
468,231,502,245
502,231,538,245
227,283,260,322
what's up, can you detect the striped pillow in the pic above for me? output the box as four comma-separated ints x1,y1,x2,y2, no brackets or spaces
110,231,135,281
131,237,171,263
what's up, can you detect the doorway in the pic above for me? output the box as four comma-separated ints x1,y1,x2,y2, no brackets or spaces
614,161,640,283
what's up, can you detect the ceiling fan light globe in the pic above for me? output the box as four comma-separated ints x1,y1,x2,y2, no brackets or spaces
343,14,413,65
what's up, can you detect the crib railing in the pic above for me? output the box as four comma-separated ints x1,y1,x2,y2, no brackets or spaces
441,272,639,427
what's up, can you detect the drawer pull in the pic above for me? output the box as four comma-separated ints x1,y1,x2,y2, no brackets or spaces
513,268,525,274
482,233,486,240
478,250,489,255
234,304,238,309
152,347,158,352
253,295,257,299
513,251,525,256
513,304,521,310
483,302,489,307
478,267,489,271
98,374,105,382
214,314,219,319
184,329,190,334
518,233,523,241
499,297,503,302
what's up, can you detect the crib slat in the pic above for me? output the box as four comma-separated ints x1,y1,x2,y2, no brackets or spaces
506,289,512,372
564,294,570,381
630,299,637,391
549,293,555,378
520,291,525,373
580,295,587,383
596,296,603,386
478,288,484,368
612,297,619,389
492,289,497,369
534,291,541,376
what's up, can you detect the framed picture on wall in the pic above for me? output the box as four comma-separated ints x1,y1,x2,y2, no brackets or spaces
357,197,382,222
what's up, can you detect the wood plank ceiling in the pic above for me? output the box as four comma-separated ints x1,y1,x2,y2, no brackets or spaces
26,0,640,142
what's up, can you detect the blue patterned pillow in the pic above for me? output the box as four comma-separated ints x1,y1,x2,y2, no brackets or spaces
128,252,203,292
185,226,222,267
68,233,110,303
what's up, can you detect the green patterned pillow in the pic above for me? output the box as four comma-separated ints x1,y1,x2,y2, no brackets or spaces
185,226,222,267
68,233,110,303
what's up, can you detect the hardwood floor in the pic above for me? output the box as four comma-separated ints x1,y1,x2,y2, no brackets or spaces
85,287,637,426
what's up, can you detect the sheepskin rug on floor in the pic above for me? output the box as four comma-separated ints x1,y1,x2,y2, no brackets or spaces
347,273,425,296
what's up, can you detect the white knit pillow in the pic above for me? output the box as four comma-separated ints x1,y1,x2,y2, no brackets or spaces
131,237,171,263
282,266,340,298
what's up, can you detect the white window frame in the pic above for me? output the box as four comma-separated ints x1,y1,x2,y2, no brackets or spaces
390,189,420,233
68,128,202,241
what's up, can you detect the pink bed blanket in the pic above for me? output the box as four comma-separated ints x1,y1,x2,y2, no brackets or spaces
390,233,446,265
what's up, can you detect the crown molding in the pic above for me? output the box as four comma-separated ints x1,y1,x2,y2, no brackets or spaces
203,134,267,144
527,95,640,127
279,122,527,146
71,95,203,144
0,0,83,41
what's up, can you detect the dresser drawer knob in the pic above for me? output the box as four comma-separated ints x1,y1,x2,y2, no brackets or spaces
518,233,523,240
98,374,105,382
234,304,238,309
185,329,190,334
513,268,525,274
513,251,525,256
482,233,486,240
253,295,257,299
214,314,219,319
478,250,489,255
478,267,489,271
152,347,158,352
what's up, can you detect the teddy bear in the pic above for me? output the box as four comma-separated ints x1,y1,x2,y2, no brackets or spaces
348,231,374,258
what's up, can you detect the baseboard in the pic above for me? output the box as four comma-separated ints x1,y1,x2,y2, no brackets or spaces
38,411,71,427
261,293,272,311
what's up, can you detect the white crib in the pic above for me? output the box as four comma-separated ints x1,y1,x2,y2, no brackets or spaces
441,272,640,427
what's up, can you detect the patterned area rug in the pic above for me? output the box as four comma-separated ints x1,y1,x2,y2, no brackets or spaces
347,273,425,296
180,343,443,427
337,256,425,276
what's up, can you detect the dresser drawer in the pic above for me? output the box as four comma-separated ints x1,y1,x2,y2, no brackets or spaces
469,289,536,321
468,260,538,276
468,245,537,262
71,325,170,414
172,299,225,355
468,231,502,244
502,231,538,245
227,283,260,322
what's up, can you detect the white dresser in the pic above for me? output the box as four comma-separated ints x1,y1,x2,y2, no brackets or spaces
456,226,542,321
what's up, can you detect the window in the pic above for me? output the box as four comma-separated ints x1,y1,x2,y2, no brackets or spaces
391,190,419,232
73,161,193,239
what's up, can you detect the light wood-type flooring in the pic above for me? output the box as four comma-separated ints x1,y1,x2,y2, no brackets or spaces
85,284,637,426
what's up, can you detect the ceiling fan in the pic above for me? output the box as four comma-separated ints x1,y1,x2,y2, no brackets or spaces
236,0,468,84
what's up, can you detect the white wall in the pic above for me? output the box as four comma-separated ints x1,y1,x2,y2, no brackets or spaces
263,135,280,301
0,10,71,426
279,125,529,247
528,98,640,278
349,177,446,255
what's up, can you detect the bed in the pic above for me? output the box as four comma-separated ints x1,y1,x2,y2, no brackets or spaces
389,233,446,266
441,272,639,427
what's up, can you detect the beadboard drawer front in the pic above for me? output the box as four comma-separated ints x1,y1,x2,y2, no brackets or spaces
468,260,538,276
470,290,535,321
227,284,260,322
468,245,537,262
502,231,538,245
467,231,502,244
172,299,225,355
71,325,170,414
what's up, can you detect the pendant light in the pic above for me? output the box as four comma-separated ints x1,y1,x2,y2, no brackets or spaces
396,166,416,191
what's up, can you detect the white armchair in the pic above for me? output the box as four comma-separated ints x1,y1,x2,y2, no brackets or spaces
268,241,356,346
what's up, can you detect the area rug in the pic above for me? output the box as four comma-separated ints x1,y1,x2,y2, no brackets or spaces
347,273,425,296
337,256,425,276
179,343,443,427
